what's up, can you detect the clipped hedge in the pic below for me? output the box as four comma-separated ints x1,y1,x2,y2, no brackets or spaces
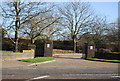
53,40,64,49
53,40,73,50
95,52,120,60
2,38,82,53
98,48,111,53
2,37,31,51
2,38,14,51
19,43,29,52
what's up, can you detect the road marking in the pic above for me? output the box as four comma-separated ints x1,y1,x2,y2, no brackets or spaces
28,60,55,66
32,75,50,79
26,75,50,81
111,76,120,78
63,73,118,76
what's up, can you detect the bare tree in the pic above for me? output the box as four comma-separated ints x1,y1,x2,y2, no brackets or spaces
58,2,94,52
106,23,118,41
20,10,61,44
90,16,107,34
0,0,54,51
90,16,108,43
42,23,61,40
105,19,120,52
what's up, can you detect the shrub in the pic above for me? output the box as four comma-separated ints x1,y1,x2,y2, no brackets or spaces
2,38,14,51
18,43,28,52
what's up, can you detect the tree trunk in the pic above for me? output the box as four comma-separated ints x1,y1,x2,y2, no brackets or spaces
73,35,76,53
15,39,18,52
15,27,19,52
31,38,34,44
14,1,20,52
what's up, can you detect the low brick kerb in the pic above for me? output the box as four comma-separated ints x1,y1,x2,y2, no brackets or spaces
1,50,34,61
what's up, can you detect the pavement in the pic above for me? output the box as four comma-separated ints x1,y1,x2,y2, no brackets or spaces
2,53,82,68
2,60,31,68
1,53,119,80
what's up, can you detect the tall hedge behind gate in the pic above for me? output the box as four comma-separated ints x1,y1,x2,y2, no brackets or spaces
53,40,73,50
2,38,75,51
2,38,31,51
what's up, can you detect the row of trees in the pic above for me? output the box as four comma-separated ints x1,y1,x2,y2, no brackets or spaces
1,1,119,52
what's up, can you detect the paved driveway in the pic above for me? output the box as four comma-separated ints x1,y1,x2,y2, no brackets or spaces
2,53,119,80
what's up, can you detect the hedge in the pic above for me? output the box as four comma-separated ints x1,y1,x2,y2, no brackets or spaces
2,38,82,52
53,40,73,50
2,38,31,51
95,52,120,60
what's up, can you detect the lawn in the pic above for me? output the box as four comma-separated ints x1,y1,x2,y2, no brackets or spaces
19,57,54,63
0,50,13,53
87,58,120,63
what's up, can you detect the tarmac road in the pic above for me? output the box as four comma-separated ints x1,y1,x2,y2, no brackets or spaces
2,54,119,80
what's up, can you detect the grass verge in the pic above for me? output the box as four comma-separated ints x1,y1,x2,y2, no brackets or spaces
0,50,13,53
19,57,54,63
87,58,120,63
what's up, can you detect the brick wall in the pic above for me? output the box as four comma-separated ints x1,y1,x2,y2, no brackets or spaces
1,49,35,61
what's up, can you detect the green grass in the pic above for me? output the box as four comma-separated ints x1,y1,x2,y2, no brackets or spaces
0,50,13,53
87,58,120,62
19,57,54,63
